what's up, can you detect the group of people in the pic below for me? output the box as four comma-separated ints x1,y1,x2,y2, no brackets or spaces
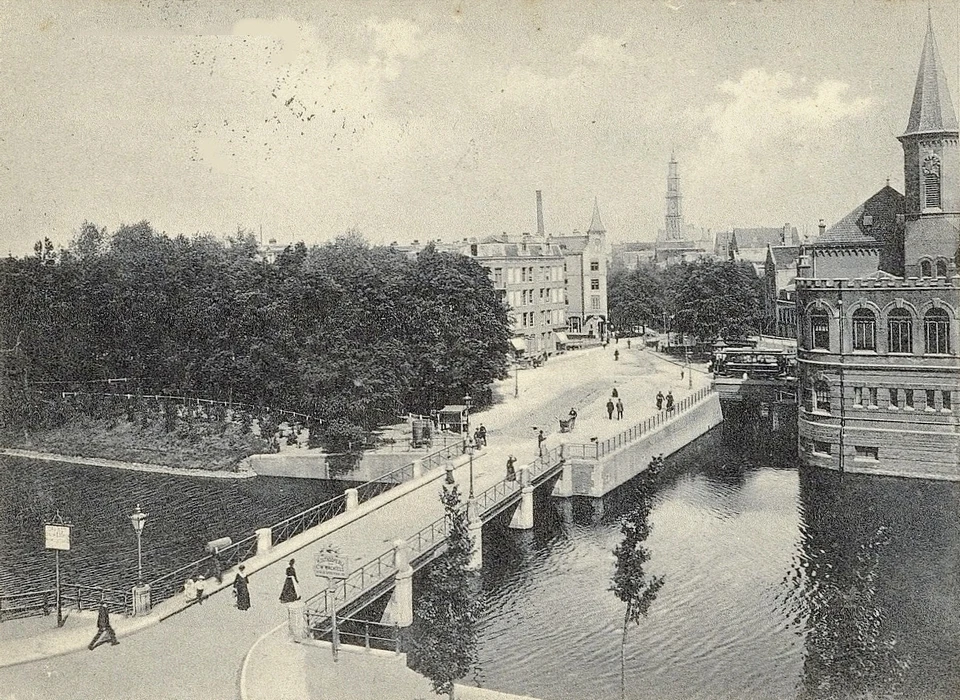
472,424,487,448
656,390,675,411
606,386,625,420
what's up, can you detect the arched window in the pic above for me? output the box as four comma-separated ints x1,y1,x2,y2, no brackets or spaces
924,308,951,354
923,153,941,209
936,259,948,277
920,259,933,277
810,309,830,350
887,308,913,354
852,308,876,351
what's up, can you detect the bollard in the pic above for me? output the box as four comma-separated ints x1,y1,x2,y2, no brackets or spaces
132,583,152,616
345,487,359,512
256,527,273,555
445,464,455,485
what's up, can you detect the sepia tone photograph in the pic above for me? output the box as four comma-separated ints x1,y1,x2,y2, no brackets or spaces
0,1,957,698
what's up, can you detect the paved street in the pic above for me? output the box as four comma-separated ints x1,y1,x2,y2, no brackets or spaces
0,342,708,700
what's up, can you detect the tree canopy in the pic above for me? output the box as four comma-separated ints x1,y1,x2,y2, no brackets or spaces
608,259,764,341
0,224,511,450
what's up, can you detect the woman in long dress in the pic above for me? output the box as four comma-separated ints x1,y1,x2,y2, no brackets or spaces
233,565,251,611
279,558,300,603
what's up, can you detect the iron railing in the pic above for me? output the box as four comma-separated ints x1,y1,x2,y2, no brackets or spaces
0,584,131,622
308,615,401,653
566,387,713,460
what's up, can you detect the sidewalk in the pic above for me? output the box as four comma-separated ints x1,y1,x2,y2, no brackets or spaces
0,342,710,700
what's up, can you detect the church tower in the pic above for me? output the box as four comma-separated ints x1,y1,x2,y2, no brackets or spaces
664,152,684,241
897,12,959,277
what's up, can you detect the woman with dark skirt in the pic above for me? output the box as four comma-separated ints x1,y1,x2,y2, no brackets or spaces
233,565,251,611
279,558,300,603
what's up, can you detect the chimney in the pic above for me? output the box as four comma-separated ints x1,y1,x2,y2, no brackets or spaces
781,224,788,245
536,190,545,237
818,219,826,237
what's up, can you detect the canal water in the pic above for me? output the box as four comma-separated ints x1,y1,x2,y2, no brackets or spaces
0,458,343,592
2,430,957,699
460,429,960,700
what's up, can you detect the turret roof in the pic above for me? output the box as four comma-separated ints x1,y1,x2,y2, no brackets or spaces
902,13,958,137
587,198,605,234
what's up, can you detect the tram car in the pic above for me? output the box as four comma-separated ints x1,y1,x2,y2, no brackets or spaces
710,347,795,379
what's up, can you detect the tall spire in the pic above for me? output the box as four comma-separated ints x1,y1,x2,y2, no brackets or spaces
902,12,958,137
587,197,605,234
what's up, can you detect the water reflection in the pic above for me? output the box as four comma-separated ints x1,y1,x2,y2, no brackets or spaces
0,457,343,593
470,431,959,700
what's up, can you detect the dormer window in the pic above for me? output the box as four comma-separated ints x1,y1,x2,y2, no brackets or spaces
922,153,941,209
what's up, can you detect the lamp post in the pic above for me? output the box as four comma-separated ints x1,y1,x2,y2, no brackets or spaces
463,394,473,497
129,504,147,584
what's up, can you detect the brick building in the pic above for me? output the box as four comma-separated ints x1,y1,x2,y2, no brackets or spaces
795,15,959,479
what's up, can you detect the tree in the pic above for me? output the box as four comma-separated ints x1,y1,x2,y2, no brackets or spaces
668,260,764,341
608,264,666,332
611,456,666,700
410,484,481,698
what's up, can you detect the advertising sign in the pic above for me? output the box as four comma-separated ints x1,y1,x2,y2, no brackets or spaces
45,524,71,551
314,548,347,580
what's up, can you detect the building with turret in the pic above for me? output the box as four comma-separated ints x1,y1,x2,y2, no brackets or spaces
551,198,608,338
795,14,959,480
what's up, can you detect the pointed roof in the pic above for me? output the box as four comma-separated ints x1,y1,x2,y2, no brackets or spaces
818,185,905,247
587,198,605,233
902,13,958,138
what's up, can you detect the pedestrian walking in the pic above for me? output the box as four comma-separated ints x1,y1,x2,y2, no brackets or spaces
477,424,487,447
611,386,619,398
616,398,624,420
614,349,620,361
279,558,300,603
194,574,206,605
233,565,251,611
537,429,546,456
473,427,483,449
666,391,675,411
627,339,631,349
606,398,615,419
656,391,664,411
183,576,197,602
88,600,119,650
211,553,223,584
506,454,516,481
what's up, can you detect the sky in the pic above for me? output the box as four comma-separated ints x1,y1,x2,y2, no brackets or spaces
0,0,957,256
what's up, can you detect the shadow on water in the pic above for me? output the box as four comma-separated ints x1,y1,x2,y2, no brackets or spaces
462,423,959,700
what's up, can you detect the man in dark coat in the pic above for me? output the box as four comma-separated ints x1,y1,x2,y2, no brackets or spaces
606,398,615,419
656,391,664,410
88,601,119,650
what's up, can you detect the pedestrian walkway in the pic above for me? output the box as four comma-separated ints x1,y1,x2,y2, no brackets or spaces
0,341,710,700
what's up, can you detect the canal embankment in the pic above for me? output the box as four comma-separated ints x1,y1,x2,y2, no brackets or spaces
0,448,257,479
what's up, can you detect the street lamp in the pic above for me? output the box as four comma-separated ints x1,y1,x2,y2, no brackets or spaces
463,394,474,498
129,504,147,584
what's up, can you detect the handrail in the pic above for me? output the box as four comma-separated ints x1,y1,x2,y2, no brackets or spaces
566,386,714,459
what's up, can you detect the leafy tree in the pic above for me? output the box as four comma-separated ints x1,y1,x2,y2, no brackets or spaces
410,483,481,699
611,456,666,700
668,260,764,341
608,264,666,332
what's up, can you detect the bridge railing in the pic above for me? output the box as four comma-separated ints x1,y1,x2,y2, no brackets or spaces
308,615,402,653
421,440,465,472
0,584,133,622
567,387,713,460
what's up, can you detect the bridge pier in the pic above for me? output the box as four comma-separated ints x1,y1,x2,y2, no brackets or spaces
382,539,414,628
509,467,534,530
255,527,272,555
467,499,483,571
345,487,359,512
412,459,423,479
552,462,574,498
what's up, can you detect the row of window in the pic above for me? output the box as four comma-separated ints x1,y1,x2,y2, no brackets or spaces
811,441,879,461
493,265,565,286
807,386,953,413
809,307,952,354
918,258,950,278
518,309,565,328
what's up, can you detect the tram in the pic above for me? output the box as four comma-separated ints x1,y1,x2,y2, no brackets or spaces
710,347,796,379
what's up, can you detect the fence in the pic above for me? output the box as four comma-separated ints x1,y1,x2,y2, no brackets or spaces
308,614,401,653
0,584,131,623
566,387,713,460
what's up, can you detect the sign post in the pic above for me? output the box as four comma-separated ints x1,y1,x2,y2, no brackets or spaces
44,512,71,628
314,547,348,661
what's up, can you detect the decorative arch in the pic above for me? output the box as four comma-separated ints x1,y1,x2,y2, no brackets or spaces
880,298,920,322
919,258,933,277
918,298,957,320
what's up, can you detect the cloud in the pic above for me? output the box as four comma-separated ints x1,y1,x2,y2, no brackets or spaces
685,68,873,228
